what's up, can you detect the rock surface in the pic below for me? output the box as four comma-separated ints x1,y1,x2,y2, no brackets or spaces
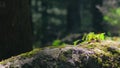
0,40,120,68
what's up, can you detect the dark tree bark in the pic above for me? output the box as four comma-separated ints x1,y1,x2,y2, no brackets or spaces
0,0,33,60
40,0,49,45
91,0,104,32
66,0,81,33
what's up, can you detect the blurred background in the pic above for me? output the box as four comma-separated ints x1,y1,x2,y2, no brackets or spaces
31,0,120,47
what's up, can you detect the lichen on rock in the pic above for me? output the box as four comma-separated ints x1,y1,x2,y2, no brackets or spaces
0,40,120,68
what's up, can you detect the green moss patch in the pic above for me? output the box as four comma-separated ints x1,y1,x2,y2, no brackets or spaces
19,48,41,58
0,48,41,65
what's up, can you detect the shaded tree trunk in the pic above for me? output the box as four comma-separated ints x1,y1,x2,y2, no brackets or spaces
66,0,81,33
40,0,49,45
0,0,33,60
91,0,104,32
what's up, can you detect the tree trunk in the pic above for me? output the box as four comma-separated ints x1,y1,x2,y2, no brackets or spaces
66,0,81,33
0,0,33,60
91,0,104,32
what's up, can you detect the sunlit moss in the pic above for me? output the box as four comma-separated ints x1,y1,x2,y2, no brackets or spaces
0,48,41,65
0,57,16,65
19,48,41,58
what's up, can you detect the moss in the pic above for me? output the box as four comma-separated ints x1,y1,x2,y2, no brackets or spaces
19,48,41,58
64,49,72,55
97,57,102,63
46,45,68,49
95,52,120,68
102,63,110,67
0,48,41,65
58,49,73,62
91,54,118,68
89,42,120,68
85,44,97,49
59,54,67,61
107,46,120,54
0,40,120,67
0,57,16,65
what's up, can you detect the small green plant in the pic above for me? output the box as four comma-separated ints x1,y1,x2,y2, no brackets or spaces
82,32,105,42
96,33,105,40
52,39,62,46
73,40,80,46
52,39,66,46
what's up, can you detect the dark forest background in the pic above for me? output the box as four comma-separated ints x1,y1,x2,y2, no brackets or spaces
0,0,120,60
31,0,120,47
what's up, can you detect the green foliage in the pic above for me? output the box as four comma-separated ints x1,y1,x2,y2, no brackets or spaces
52,32,105,46
73,40,80,46
103,8,120,25
52,39,66,47
96,33,105,40
52,39,62,46
82,32,105,42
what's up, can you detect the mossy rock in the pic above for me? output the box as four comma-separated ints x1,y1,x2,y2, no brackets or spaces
0,40,120,68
